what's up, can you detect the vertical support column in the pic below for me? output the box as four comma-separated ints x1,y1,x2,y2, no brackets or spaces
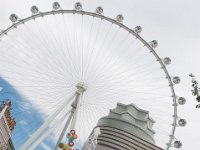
69,92,81,130
54,111,74,150
21,83,87,150
54,82,87,150
70,82,87,130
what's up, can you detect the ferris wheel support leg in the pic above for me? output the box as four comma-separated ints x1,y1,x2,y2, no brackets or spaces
54,83,87,150
70,89,81,130
20,93,76,150
54,110,74,150
28,110,71,150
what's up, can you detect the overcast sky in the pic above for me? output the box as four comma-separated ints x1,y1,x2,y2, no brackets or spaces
0,0,200,150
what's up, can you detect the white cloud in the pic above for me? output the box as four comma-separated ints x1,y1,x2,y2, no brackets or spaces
19,120,27,126
41,142,52,150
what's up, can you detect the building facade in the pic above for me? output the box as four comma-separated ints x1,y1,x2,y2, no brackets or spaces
0,100,16,150
83,103,163,150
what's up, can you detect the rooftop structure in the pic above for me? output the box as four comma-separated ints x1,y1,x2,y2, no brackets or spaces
83,103,163,150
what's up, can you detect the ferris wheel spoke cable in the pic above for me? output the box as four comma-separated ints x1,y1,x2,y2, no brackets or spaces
54,108,75,150
85,90,171,105
13,106,73,143
56,14,79,80
80,103,103,131
30,94,74,112
68,14,80,79
0,70,68,88
86,89,171,106
85,21,112,78
83,94,117,108
130,60,160,75
35,18,73,81
86,71,165,92
1,87,74,103
107,92,172,104
0,82,74,102
80,15,86,82
108,98,172,118
0,45,70,86
11,93,72,115
16,89,71,108
76,18,84,80
13,119,44,139
85,26,129,82
85,93,172,115
80,15,85,81
79,107,90,136
93,65,164,87
2,62,69,85
58,19,78,81
84,95,172,116
41,18,70,76
89,80,170,97
90,36,143,76
88,83,170,100
128,79,168,91
83,23,114,82
88,45,146,84
0,90,72,112
113,47,152,72
87,21,113,59
131,65,162,82
79,104,93,135
0,72,71,88
83,98,170,137
0,94,73,109
12,28,60,73
92,33,134,71
8,92,74,135
14,102,71,133
84,20,103,81
104,47,150,74
82,17,95,82
22,23,57,64
74,14,84,81
85,26,122,80
38,18,75,81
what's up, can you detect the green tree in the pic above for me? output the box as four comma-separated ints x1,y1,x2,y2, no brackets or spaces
189,74,200,102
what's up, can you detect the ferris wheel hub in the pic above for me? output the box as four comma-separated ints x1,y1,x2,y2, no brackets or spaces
76,82,87,94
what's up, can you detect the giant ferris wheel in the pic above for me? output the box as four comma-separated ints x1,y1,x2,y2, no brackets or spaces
0,2,186,150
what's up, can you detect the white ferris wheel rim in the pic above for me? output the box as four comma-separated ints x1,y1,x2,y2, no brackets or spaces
0,8,181,150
